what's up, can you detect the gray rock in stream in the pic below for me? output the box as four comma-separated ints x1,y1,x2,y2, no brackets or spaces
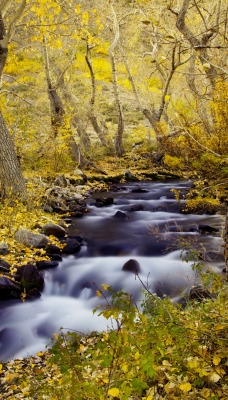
15,228,48,248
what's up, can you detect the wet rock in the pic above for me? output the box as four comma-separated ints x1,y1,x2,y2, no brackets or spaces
0,276,22,300
42,222,66,238
67,235,84,243
26,288,42,300
131,187,149,193
109,184,121,192
15,228,48,248
36,260,59,270
0,258,11,272
70,211,84,218
49,254,63,261
17,264,44,292
122,259,140,274
127,204,144,212
114,211,128,219
189,284,212,301
125,170,136,181
199,225,219,234
62,238,81,254
203,251,225,263
45,243,61,255
154,282,172,298
95,197,114,207
0,242,9,255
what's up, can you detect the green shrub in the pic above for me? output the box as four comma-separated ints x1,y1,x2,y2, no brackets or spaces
25,272,228,400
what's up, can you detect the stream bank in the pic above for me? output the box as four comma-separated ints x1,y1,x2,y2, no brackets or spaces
0,178,226,362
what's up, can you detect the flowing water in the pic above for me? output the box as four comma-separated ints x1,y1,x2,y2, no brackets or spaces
0,180,224,361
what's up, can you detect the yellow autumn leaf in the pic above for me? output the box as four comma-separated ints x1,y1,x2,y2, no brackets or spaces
108,387,120,397
134,351,140,360
96,290,102,298
121,363,128,373
200,388,211,398
213,355,221,366
214,324,224,331
101,283,110,291
179,382,192,392
0,364,2,374
209,373,220,383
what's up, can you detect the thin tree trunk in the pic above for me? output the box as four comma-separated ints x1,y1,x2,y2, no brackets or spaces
176,0,218,87
85,44,110,147
43,38,80,163
109,2,124,157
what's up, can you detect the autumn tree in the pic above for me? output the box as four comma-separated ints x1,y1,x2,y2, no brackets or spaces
0,0,26,199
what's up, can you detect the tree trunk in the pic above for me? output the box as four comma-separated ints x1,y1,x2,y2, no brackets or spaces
109,2,125,157
0,110,26,199
0,9,26,199
176,0,218,87
43,38,80,163
85,44,110,147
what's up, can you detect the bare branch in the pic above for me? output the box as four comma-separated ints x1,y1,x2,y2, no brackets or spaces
8,0,26,41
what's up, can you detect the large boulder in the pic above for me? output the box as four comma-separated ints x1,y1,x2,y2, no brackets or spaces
17,264,44,292
15,228,48,248
42,223,66,238
122,259,141,274
0,276,22,300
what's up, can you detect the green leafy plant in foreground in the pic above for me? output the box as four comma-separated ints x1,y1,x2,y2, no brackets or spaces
25,268,228,400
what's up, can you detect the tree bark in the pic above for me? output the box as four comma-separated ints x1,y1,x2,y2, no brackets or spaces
109,2,124,157
43,38,81,163
176,0,218,87
0,8,26,199
0,110,26,199
85,44,110,147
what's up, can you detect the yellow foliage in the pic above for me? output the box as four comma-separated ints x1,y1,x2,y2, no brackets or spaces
108,387,120,397
179,382,192,392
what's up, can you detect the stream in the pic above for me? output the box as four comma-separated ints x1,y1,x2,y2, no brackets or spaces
0,180,225,362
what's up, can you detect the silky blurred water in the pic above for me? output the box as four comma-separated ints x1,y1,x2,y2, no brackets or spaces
0,180,224,361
